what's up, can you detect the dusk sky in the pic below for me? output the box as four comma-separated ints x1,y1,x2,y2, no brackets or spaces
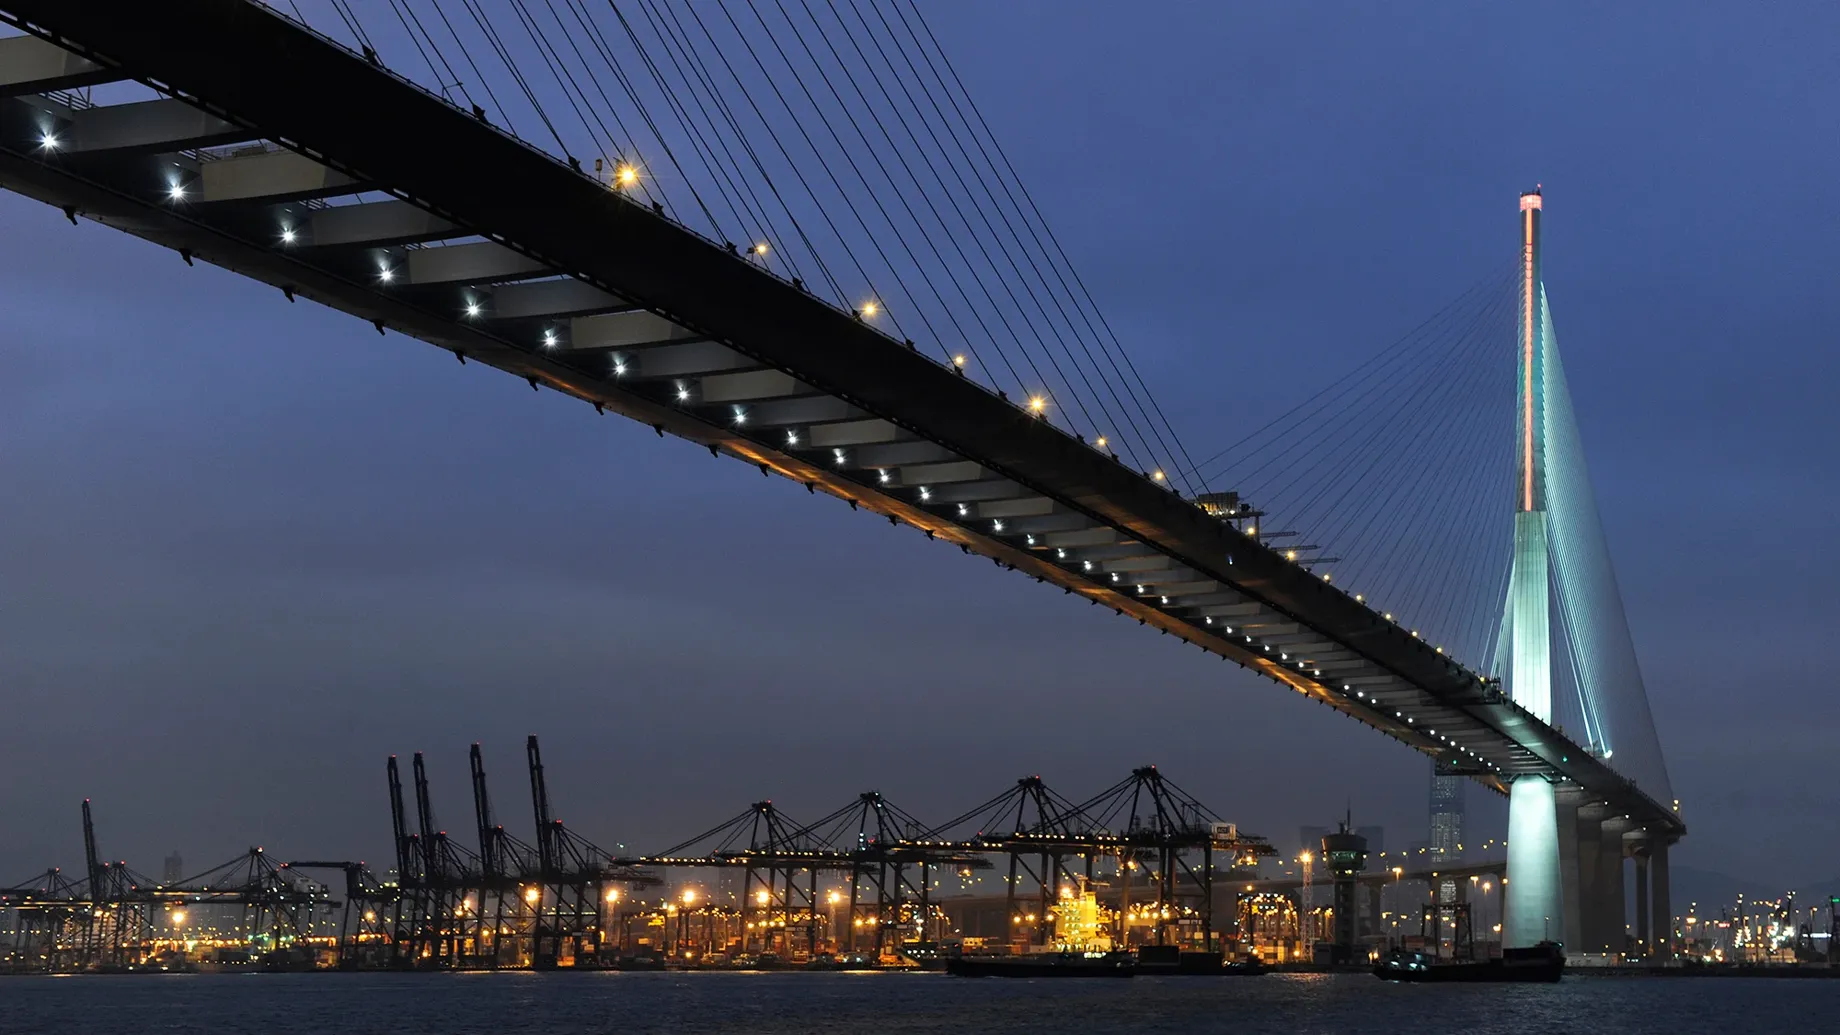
2,1,1834,893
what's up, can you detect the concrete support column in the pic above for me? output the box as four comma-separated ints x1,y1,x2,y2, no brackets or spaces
1556,789,1582,949
1574,804,1607,952
1651,840,1672,960
1505,778,1561,947
1633,851,1651,957
1599,818,1629,956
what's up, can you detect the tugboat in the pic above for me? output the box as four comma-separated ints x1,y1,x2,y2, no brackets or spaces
1374,941,1565,983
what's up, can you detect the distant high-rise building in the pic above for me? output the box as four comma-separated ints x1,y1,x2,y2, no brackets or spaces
162,851,183,885
1429,766,1465,862
1356,826,1385,857
1298,826,1329,858
1430,765,1466,905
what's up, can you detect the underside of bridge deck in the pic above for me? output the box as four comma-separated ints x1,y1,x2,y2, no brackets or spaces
0,4,1680,845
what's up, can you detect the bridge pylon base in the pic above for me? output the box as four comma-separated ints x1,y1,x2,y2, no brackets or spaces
1504,777,1561,948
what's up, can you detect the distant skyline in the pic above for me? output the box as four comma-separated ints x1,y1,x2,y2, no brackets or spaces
2,1,1835,892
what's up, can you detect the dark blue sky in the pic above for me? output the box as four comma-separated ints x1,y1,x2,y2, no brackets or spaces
2,2,1834,889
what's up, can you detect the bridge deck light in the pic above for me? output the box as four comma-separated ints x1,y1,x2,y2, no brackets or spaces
615,164,638,188
1027,395,1046,415
952,353,966,368
752,242,769,256
860,301,878,317
1152,470,1166,482
1094,435,1107,448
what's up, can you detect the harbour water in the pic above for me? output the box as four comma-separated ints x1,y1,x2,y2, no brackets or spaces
0,971,1824,1034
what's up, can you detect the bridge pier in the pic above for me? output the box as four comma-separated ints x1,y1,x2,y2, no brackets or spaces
1633,848,1650,956
1599,817,1629,956
1555,788,1582,948
1651,840,1672,959
1504,777,1561,947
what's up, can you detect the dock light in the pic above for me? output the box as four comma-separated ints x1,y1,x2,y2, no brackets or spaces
828,891,842,905
860,301,878,317
756,890,770,906
363,911,377,923
606,889,620,904
615,164,638,188
1028,395,1046,415
280,227,297,244
683,889,697,905
465,301,481,318
524,887,540,904
171,910,187,926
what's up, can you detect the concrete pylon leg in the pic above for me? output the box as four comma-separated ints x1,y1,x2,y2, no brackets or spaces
1652,841,1672,960
1633,853,1650,957
1600,819,1629,957
1505,778,1561,947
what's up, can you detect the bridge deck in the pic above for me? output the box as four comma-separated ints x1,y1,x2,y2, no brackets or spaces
0,3,1678,842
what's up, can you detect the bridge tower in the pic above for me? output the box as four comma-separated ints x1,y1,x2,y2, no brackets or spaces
1502,188,1564,949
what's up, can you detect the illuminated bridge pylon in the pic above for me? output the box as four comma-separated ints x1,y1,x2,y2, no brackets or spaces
1500,189,1673,957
